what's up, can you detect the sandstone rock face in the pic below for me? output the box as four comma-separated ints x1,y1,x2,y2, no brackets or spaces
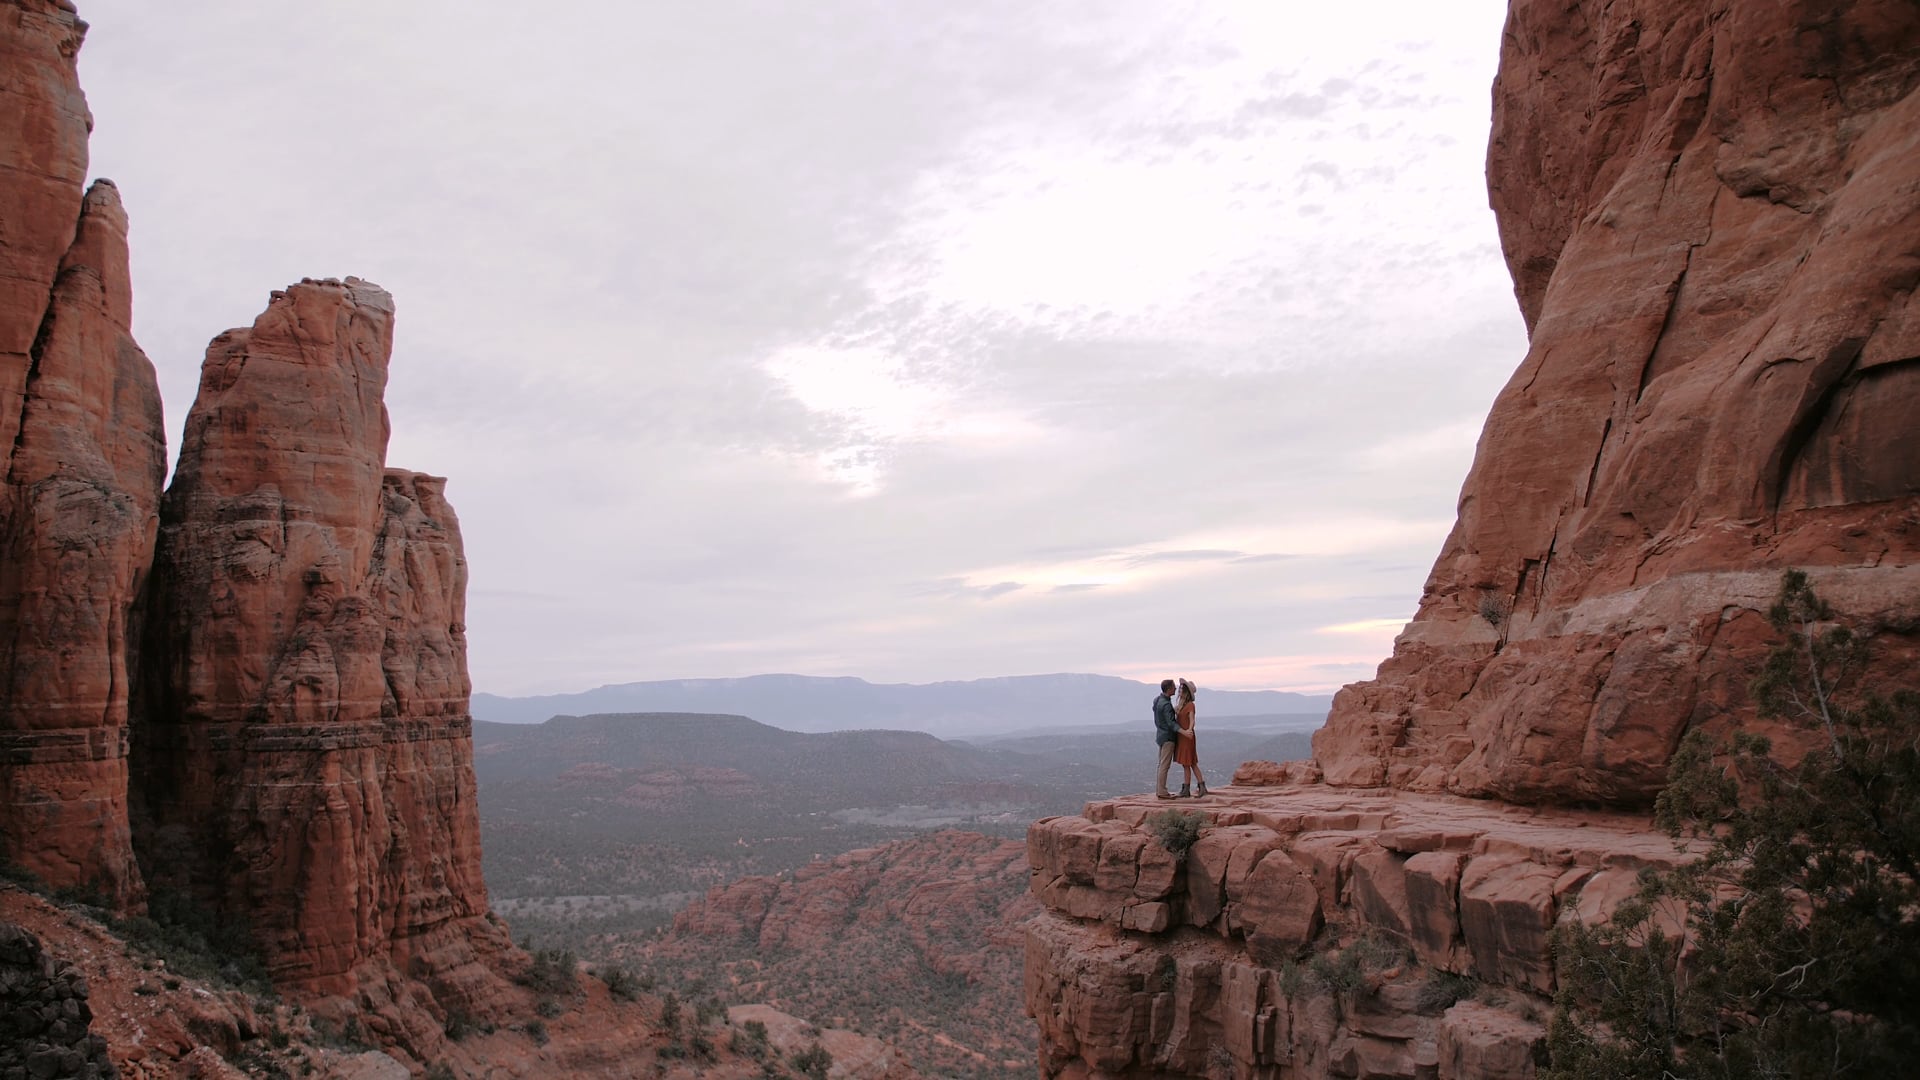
1,6,658,1071
0,0,91,401
132,278,512,1052
1313,0,1920,805
0,0,166,909
1025,786,1676,1078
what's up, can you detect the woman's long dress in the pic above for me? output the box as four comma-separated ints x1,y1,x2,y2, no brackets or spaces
1175,701,1199,767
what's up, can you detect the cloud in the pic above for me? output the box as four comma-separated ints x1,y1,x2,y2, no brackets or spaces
1123,549,1248,567
1316,618,1412,636
75,0,1527,696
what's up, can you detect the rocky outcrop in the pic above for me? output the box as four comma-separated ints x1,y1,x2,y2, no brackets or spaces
1025,788,1691,1079
1313,0,1920,805
633,831,1040,1078
727,1004,913,1080
130,277,514,1051
0,0,166,910
0,922,116,1080
0,3,689,1072
1031,4,1920,1078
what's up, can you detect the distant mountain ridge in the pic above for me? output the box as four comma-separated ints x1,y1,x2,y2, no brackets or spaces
472,672,1333,737
471,711,1138,916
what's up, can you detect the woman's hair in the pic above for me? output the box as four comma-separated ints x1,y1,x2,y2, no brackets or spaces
1177,678,1196,703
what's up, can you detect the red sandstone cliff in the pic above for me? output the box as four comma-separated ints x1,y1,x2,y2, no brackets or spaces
1029,3,1920,1079
131,276,516,1052
1025,789,1681,1079
1314,0,1920,806
0,0,165,911
0,4,539,1067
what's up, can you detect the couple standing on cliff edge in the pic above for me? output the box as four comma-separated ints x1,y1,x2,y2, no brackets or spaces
1153,678,1209,799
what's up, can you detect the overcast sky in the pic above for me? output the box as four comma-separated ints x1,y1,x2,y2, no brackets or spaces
75,1,1526,696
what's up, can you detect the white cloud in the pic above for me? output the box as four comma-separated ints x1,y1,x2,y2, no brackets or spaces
1316,618,1412,636
75,0,1525,697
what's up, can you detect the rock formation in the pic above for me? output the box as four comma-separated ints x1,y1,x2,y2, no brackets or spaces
632,831,1040,1078
0,0,166,910
0,3,523,1063
1029,2,1920,1078
1025,789,1694,1079
131,277,514,1050
727,1004,914,1080
1313,0,1920,806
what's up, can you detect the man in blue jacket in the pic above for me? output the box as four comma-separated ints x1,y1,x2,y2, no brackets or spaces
1153,679,1180,798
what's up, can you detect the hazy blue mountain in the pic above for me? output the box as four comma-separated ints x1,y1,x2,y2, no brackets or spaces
472,672,1333,737
962,717,1319,779
1240,730,1321,765
473,712,1098,795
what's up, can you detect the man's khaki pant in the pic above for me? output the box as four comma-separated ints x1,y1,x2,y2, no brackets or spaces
1155,740,1176,795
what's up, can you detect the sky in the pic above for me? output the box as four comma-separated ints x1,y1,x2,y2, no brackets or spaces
74,0,1528,696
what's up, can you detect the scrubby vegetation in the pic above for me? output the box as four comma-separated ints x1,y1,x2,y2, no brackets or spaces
0,867,277,998
1547,571,1920,1078
597,962,644,1001
1416,970,1478,1014
1145,809,1207,856
790,1041,833,1080
619,841,1036,1080
1314,932,1408,997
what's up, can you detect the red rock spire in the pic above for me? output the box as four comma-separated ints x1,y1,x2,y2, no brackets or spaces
0,0,165,909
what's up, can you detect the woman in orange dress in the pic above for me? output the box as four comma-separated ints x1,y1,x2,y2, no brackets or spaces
1174,678,1208,798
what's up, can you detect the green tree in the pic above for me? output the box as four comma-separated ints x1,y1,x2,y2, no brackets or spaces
1547,571,1920,1078
791,1041,833,1080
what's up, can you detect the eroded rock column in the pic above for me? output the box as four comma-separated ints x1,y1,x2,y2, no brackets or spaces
0,0,165,909
133,279,510,1046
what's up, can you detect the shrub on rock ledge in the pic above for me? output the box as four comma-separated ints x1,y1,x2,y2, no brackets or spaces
1547,571,1920,1078
1145,810,1207,857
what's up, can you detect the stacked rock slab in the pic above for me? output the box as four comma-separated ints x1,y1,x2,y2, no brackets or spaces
1025,789,1692,1080
1312,0,1920,805
0,0,165,910
132,277,513,1050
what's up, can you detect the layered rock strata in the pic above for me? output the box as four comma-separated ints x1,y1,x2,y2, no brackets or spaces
1026,788,1694,1079
131,278,513,1050
1313,0,1920,805
0,0,166,909
0,1,642,1069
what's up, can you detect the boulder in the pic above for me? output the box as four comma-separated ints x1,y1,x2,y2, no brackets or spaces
1437,1001,1545,1080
